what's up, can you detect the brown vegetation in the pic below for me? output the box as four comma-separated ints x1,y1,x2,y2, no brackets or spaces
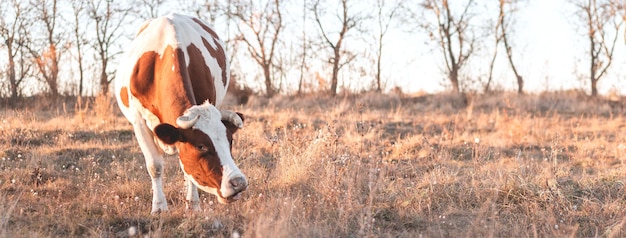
1,92,626,237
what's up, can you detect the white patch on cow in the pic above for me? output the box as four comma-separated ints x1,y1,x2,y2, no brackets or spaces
129,99,160,130
156,138,177,155
179,101,246,199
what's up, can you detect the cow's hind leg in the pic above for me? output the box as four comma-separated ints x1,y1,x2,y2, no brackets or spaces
132,120,168,213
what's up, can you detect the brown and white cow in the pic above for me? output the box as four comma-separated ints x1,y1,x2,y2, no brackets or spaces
115,13,247,213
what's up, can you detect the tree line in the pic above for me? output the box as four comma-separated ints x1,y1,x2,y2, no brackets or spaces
0,0,624,106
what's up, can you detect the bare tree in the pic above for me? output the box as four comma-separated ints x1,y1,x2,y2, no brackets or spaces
487,0,524,94
27,0,63,97
374,0,401,92
188,0,222,24
229,0,283,97
0,0,33,104
484,5,503,93
137,0,165,18
623,1,626,45
312,0,361,96
574,0,623,97
500,0,524,94
297,0,309,94
70,0,88,96
420,0,477,94
87,0,132,95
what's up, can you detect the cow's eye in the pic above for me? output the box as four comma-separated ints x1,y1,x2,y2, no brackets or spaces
196,144,208,152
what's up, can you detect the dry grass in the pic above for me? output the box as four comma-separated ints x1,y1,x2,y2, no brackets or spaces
1,92,626,237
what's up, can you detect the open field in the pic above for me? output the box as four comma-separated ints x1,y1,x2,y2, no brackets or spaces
1,92,626,237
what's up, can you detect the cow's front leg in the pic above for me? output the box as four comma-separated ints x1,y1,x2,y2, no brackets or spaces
133,120,168,213
183,170,201,211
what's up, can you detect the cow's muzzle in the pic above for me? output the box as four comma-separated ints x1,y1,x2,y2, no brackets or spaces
219,177,247,204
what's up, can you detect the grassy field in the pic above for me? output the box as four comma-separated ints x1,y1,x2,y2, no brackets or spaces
1,91,626,237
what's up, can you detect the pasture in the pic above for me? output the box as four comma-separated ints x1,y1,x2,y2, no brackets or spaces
1,92,626,237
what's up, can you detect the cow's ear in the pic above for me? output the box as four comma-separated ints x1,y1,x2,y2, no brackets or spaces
222,120,241,135
236,112,244,124
154,123,182,145
222,112,244,135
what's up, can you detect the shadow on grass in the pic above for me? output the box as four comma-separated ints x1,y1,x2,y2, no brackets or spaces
3,129,134,148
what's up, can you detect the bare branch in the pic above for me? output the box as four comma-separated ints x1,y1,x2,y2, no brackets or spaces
421,0,478,93
573,0,624,96
230,0,283,97
87,0,133,95
0,0,34,102
311,0,364,95
312,0,336,49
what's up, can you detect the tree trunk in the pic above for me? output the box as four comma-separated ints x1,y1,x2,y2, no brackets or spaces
263,63,275,97
589,31,596,97
7,44,18,105
50,47,59,97
75,24,84,96
77,49,84,96
376,25,384,92
450,66,460,93
330,48,341,96
376,42,382,92
591,78,598,97
485,45,498,93
100,58,108,95
516,75,524,94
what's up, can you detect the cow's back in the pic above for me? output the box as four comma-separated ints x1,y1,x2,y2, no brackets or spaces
115,13,230,124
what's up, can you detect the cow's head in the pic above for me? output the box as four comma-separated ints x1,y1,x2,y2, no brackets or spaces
153,102,247,204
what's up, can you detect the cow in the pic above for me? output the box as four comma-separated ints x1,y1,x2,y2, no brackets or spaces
114,13,247,213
